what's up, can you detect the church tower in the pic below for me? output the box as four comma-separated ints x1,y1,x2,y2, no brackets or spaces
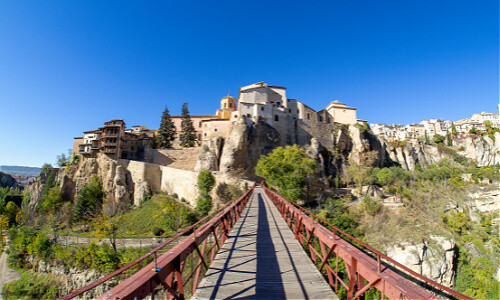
216,93,237,119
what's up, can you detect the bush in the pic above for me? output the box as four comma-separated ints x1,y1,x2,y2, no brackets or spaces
361,196,381,215
73,175,104,221
196,195,212,216
151,227,164,237
197,170,216,194
3,271,62,300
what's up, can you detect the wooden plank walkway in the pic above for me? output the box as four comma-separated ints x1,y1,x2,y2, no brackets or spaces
192,187,338,300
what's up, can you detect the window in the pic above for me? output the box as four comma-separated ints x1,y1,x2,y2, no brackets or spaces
277,102,280,106
204,133,207,137
199,121,202,127
288,109,291,113
261,107,264,111
307,113,310,120
297,109,300,114
327,117,331,123
247,114,251,117
274,115,279,121
224,103,227,108
319,116,323,122
214,128,218,132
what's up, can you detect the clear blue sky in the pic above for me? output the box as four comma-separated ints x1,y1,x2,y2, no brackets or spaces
0,1,498,167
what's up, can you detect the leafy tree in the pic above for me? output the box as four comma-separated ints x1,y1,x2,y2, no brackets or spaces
56,153,70,167
42,186,63,213
41,163,53,173
256,145,316,201
4,201,20,225
73,175,104,222
179,102,197,147
157,105,176,148
0,214,9,230
433,134,446,144
375,168,395,186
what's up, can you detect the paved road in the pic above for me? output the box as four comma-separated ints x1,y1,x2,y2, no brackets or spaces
193,187,338,300
0,238,21,300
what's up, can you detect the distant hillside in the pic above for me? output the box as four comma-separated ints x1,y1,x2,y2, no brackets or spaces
0,165,41,177
0,171,19,188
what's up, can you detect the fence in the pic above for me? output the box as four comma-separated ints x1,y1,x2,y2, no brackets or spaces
59,183,256,300
262,185,472,300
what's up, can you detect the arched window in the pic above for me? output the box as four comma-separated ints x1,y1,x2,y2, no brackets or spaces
274,115,279,121
224,103,227,108
229,103,232,108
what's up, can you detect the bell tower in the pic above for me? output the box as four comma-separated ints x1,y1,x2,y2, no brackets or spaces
217,93,237,119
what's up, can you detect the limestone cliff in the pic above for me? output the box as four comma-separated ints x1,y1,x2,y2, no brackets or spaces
386,236,456,287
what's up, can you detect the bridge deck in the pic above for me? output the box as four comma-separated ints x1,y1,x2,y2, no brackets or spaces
192,187,338,300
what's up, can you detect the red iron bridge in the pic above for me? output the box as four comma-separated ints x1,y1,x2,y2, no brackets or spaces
60,184,473,300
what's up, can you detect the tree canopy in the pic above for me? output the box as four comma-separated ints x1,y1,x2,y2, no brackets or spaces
256,145,316,202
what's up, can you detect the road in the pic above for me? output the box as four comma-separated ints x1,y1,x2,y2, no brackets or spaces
0,237,22,300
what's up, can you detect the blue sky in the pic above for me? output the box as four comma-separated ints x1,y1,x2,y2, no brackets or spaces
0,1,498,167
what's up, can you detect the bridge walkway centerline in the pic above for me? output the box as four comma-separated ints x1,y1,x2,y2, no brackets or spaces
192,186,338,300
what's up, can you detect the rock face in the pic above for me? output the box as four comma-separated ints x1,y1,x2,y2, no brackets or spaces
60,153,130,205
454,132,500,166
28,256,112,299
24,168,61,212
0,171,19,188
386,236,456,287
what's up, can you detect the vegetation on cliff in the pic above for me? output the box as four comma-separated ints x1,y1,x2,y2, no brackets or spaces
179,102,197,147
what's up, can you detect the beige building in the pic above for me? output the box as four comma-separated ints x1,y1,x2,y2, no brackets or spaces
325,101,358,125
73,119,155,160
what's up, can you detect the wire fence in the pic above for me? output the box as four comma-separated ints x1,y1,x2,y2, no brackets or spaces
52,234,185,250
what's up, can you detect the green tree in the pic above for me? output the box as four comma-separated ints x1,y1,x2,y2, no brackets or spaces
451,122,457,135
433,134,446,144
256,145,316,202
41,163,53,173
73,175,104,221
4,201,20,225
446,132,453,146
196,170,216,216
376,168,395,186
56,153,70,167
42,187,63,213
179,102,197,147
157,105,176,148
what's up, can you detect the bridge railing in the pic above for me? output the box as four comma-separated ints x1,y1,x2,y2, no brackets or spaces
262,185,472,300
59,183,256,300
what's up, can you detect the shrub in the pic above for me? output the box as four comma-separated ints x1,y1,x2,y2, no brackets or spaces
151,227,165,237
196,195,212,216
361,196,381,215
73,175,104,221
3,271,62,299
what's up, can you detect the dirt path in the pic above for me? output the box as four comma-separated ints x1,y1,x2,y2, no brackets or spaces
0,238,22,300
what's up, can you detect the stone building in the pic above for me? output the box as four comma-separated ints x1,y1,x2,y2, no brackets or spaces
72,119,155,160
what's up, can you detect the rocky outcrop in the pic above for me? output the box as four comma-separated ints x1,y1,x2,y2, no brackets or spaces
60,153,130,204
24,168,61,212
198,117,280,179
386,236,456,287
0,171,19,188
28,256,113,299
454,132,500,166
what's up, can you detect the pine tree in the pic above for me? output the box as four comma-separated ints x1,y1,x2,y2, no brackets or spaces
157,105,176,148
451,122,457,135
180,102,197,147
